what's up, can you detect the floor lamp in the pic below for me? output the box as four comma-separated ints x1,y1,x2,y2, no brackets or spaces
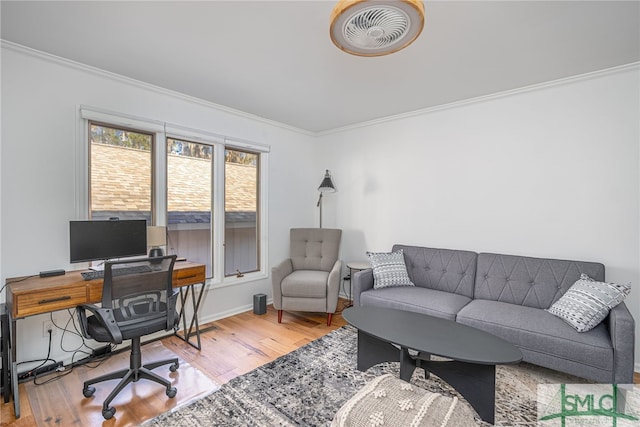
317,170,336,228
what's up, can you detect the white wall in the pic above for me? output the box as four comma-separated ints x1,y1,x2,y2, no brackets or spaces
3,41,639,372
0,44,317,368
315,65,640,366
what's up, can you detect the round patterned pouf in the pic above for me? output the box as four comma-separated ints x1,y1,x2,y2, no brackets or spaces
331,374,478,427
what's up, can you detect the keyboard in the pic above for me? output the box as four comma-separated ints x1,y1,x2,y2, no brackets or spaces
81,265,153,281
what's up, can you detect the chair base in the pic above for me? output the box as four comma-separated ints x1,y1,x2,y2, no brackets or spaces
277,310,333,326
82,337,179,420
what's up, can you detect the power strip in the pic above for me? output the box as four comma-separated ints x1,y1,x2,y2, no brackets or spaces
18,361,63,380
92,345,111,357
34,361,63,376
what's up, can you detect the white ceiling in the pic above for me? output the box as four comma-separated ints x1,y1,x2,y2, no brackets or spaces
2,1,639,133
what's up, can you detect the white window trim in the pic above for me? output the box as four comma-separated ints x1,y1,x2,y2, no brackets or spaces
76,105,270,286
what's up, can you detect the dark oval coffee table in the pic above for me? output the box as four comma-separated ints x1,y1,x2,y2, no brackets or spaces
342,306,523,424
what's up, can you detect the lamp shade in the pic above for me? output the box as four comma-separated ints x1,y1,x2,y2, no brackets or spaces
330,0,425,57
147,226,167,247
318,170,336,193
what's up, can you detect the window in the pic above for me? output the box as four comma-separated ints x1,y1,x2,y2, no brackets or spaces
89,122,153,222
81,107,268,284
225,148,259,276
166,138,214,277
165,142,261,278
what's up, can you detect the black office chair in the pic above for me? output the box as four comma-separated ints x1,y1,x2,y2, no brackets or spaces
77,255,179,420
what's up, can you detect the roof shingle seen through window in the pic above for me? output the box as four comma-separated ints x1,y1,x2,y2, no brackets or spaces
91,143,257,214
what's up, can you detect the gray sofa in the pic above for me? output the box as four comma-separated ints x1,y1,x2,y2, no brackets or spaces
353,244,635,384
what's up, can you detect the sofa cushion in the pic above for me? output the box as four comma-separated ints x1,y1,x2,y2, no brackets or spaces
546,273,631,332
367,249,415,289
474,253,605,309
360,287,472,321
456,299,613,371
393,245,477,298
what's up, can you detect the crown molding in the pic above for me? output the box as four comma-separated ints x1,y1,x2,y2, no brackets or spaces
1,40,315,137
3,40,637,138
316,62,640,137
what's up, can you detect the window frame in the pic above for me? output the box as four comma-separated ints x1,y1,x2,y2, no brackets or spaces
77,106,269,287
223,146,261,278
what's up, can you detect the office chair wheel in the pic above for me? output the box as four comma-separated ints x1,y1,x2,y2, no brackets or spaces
166,386,177,398
102,406,116,420
169,361,179,372
82,386,96,398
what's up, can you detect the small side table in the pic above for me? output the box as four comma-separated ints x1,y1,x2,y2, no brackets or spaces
344,261,371,308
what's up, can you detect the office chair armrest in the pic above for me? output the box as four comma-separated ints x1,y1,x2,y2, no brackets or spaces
77,304,123,344
166,289,180,331
77,304,91,338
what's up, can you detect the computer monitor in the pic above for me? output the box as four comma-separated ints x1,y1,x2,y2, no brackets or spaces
69,220,147,263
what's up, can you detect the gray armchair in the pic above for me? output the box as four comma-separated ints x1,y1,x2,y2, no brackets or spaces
272,228,342,326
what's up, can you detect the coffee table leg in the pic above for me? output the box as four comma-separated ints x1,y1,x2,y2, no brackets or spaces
416,352,431,379
399,347,417,381
356,331,401,372
422,360,496,424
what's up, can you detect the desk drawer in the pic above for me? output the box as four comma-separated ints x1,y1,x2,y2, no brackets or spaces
13,286,88,318
173,266,206,287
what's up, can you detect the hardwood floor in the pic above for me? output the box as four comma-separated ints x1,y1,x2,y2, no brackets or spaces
0,303,348,427
2,302,637,426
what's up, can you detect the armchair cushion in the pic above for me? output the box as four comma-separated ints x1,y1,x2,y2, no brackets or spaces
282,270,331,298
291,228,342,271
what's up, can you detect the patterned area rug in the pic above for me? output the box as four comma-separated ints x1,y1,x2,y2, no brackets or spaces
145,325,586,426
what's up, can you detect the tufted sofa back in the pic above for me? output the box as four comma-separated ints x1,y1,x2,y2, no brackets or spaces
474,253,605,309
393,245,477,298
291,228,342,272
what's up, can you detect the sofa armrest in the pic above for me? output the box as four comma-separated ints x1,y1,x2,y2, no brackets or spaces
326,260,343,314
352,268,374,307
607,302,635,384
271,259,293,310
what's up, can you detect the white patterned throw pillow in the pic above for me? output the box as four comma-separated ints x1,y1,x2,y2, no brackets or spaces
546,273,631,332
366,249,415,289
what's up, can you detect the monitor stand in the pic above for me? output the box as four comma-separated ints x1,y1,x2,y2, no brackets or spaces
89,262,105,271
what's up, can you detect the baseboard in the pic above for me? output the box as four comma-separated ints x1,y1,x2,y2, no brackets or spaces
195,296,276,326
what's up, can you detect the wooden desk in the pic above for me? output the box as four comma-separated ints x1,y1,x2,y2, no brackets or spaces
4,261,206,418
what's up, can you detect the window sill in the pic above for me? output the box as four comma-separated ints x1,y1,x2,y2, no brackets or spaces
208,271,268,289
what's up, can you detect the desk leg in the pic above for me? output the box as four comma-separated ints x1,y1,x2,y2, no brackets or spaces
175,283,205,350
8,310,20,418
11,361,19,418
1,305,10,404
